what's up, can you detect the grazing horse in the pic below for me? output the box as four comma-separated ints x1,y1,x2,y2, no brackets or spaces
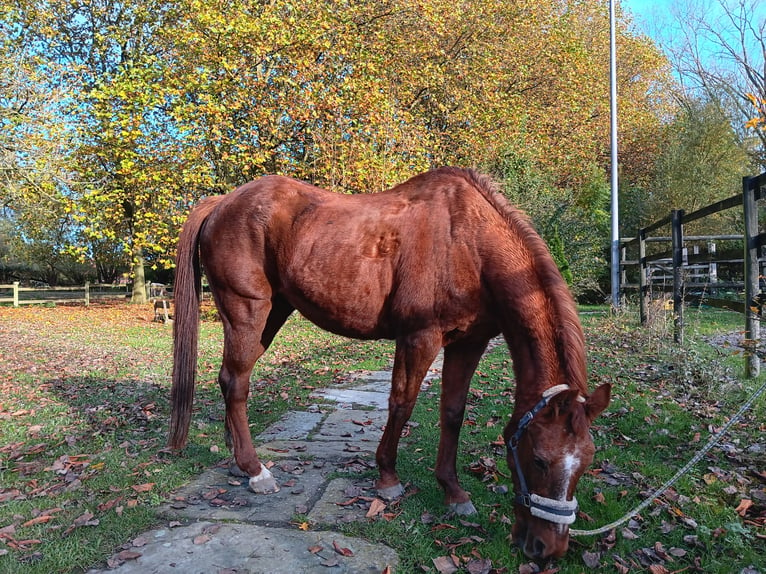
169,167,611,562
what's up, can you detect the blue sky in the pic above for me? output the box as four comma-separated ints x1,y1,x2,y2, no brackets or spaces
620,0,674,22
620,0,680,40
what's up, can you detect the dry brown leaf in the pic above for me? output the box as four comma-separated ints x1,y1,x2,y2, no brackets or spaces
131,483,155,493
432,555,459,574
735,498,754,516
307,545,323,554
466,558,492,574
332,540,354,557
21,515,54,528
582,550,601,568
115,550,142,561
193,534,211,545
593,491,606,504
366,498,387,518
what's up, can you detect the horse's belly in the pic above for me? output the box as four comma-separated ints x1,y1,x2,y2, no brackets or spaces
281,259,398,339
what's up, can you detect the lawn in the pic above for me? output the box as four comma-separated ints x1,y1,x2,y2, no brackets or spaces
0,302,764,573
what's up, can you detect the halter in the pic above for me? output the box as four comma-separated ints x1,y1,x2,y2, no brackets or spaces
507,384,583,525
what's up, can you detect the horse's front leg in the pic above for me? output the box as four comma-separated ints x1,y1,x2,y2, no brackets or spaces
376,330,442,500
435,338,489,515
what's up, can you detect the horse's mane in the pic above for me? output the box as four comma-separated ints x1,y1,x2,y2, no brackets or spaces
445,167,588,396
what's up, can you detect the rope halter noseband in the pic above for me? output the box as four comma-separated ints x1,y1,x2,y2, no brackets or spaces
507,384,585,526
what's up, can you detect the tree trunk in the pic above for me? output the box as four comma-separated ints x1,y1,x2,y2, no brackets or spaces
130,246,147,304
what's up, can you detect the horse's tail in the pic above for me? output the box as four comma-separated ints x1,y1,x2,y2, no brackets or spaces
168,195,224,450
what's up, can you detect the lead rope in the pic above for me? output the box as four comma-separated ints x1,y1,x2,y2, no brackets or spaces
570,377,766,537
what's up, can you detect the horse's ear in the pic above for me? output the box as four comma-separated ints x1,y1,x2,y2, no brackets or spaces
585,383,612,421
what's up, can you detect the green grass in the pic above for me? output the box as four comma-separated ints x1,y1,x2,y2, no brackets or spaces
0,304,393,574
1,302,764,573
339,306,765,572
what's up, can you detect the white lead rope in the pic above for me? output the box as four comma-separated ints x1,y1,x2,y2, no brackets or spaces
570,377,766,537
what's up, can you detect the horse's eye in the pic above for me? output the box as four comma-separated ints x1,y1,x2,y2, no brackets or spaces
533,456,549,471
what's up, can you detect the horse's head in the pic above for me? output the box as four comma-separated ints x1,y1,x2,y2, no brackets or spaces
504,383,611,563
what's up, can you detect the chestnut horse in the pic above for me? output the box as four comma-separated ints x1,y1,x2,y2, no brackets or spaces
169,167,611,562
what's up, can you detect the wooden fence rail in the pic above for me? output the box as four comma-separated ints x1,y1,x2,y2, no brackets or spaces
620,171,766,377
0,282,130,307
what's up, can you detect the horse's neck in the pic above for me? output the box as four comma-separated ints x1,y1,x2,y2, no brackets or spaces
498,284,575,413
504,324,560,412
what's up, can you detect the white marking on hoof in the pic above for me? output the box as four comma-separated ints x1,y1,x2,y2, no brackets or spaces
449,501,478,516
248,467,280,494
377,483,405,501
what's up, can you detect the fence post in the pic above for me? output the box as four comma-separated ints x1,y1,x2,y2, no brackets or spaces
672,209,685,344
708,240,718,296
743,176,760,377
13,281,19,307
638,229,648,325
85,281,90,307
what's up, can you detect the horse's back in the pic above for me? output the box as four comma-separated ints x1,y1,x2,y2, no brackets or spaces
199,170,502,340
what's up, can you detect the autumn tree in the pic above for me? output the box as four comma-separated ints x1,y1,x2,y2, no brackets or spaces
626,96,754,236
659,0,766,166
7,0,187,301
4,0,677,297
0,22,81,284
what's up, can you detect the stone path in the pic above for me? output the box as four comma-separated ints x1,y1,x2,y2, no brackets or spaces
87,355,445,574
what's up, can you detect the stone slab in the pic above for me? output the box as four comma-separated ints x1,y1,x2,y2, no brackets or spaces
88,521,398,574
307,477,379,525
310,388,390,409
314,409,387,443
256,411,325,442
160,462,333,525
257,439,377,460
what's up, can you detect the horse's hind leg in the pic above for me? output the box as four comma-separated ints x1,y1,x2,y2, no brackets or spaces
218,295,293,494
435,338,489,515
376,329,441,500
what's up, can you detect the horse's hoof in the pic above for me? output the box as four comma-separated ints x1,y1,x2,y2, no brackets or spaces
377,483,405,501
228,460,249,478
249,467,280,494
449,501,478,515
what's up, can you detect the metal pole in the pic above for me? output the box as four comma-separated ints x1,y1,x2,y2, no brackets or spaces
609,0,620,309
671,210,685,344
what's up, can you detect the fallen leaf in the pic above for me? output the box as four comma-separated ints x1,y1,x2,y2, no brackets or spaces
115,550,141,561
332,540,354,557
131,483,155,493
648,565,669,574
366,498,386,518
432,555,459,574
307,545,323,554
21,516,54,528
593,491,606,504
582,550,601,568
466,558,492,574
735,499,754,516
193,534,211,545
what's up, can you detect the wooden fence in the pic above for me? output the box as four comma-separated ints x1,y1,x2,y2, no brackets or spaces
620,172,766,377
0,282,130,307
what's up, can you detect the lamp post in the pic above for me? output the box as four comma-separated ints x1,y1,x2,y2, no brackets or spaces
609,0,620,309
